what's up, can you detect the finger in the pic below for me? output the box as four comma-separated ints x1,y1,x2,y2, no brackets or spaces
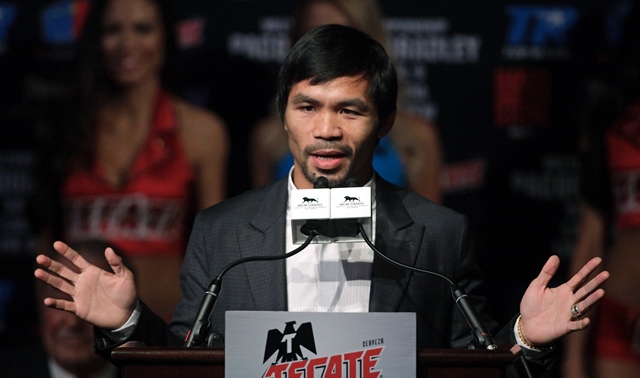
34,268,77,297
53,241,93,272
573,270,610,302
104,247,127,276
566,257,602,291
531,255,560,288
577,288,606,314
43,297,77,313
567,317,591,332
36,254,79,283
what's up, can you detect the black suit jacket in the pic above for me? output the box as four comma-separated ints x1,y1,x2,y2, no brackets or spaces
96,176,554,374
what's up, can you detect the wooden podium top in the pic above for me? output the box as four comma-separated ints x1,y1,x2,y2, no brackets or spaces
112,344,520,378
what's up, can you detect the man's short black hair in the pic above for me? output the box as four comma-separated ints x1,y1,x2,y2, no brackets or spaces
276,24,398,129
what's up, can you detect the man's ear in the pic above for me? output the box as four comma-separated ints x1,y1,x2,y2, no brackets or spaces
377,111,396,138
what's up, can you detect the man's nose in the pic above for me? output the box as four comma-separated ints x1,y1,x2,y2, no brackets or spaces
312,112,342,140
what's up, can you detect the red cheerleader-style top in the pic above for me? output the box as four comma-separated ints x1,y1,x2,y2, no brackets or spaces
61,90,196,256
606,99,640,231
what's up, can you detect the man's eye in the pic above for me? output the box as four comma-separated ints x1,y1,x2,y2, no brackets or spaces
301,106,314,111
102,24,121,36
134,23,154,35
342,109,359,115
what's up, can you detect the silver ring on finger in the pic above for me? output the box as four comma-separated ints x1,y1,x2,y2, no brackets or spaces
570,304,583,318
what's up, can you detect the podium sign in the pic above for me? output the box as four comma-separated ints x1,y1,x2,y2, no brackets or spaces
225,311,416,378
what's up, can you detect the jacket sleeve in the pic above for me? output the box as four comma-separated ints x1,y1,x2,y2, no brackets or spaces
94,301,182,359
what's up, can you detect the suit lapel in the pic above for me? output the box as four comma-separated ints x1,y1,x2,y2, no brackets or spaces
238,180,289,311
370,177,424,312
232,177,424,313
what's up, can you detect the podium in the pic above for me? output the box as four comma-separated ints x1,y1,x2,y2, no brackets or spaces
112,345,521,378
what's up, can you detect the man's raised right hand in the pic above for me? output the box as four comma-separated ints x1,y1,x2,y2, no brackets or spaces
34,241,138,330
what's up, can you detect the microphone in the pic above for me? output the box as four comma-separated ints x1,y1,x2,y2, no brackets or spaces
316,176,330,188
293,177,372,242
299,177,362,238
356,223,498,350
183,230,319,347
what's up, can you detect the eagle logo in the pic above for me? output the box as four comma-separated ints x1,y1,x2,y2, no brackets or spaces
263,321,317,364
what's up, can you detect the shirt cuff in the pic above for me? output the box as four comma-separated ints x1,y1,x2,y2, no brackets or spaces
103,301,142,342
513,315,555,357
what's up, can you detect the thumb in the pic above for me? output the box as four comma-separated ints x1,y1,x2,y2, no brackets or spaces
105,247,127,276
531,255,560,288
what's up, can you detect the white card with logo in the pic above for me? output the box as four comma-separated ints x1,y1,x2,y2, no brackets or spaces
290,188,331,220
330,187,371,219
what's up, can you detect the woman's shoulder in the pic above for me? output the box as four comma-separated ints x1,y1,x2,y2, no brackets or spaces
252,114,288,149
173,97,226,134
172,96,229,161
391,110,440,144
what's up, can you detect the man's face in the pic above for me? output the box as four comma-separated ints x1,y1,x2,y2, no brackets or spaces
39,285,107,373
284,76,391,188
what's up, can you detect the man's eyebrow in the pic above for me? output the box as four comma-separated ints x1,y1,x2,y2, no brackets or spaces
290,94,370,113
337,98,370,112
290,94,317,105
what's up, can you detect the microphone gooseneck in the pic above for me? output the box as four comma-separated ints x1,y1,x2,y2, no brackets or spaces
356,223,498,350
183,230,319,347
185,175,497,351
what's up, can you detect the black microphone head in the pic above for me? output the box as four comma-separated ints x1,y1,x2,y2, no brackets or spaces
345,177,360,187
313,176,329,188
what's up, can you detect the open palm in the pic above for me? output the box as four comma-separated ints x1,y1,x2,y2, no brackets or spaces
519,255,609,346
34,241,138,330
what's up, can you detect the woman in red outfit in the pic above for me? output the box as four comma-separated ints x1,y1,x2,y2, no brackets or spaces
32,0,228,321
562,3,640,377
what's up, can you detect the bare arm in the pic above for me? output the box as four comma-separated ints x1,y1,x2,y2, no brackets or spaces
562,202,607,378
568,203,607,280
178,100,229,210
249,114,290,188
409,120,443,203
391,113,443,203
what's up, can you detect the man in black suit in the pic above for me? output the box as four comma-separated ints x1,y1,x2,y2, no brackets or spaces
35,24,608,375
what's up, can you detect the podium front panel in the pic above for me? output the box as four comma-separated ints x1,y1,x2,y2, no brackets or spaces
225,311,416,377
